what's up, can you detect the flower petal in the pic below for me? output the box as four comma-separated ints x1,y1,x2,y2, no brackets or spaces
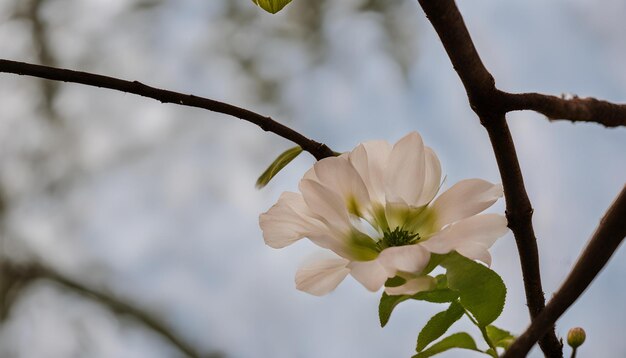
377,244,431,276
259,192,321,248
415,147,442,207
305,229,377,262
457,242,493,266
385,275,436,296
312,156,370,216
385,132,426,206
347,259,388,292
302,166,318,182
299,178,350,232
384,201,429,231
421,214,508,257
295,255,351,296
348,140,391,205
432,179,503,228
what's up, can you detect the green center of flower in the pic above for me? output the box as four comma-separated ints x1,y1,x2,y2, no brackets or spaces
377,227,420,250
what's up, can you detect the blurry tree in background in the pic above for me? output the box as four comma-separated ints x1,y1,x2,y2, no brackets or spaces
0,0,420,356
1,0,625,357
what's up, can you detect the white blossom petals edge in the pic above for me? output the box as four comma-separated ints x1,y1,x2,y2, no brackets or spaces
260,131,508,296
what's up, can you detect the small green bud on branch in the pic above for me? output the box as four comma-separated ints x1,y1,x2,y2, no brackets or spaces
567,327,586,348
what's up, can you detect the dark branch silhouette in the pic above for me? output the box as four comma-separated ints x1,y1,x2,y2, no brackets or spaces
0,261,221,358
415,1,626,356
0,59,334,161
503,185,626,357
503,92,626,127
415,0,563,355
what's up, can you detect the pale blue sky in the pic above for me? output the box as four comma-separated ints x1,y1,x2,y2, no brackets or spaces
0,0,624,357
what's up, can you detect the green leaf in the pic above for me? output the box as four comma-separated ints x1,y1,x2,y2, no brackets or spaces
440,252,506,327
485,348,498,357
416,301,465,352
422,254,446,274
251,0,292,14
412,332,481,358
405,274,458,303
411,289,459,304
255,146,303,189
379,292,409,327
486,325,515,349
434,274,448,289
385,276,407,288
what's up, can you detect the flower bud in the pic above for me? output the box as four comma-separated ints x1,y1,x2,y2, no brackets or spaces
567,327,586,348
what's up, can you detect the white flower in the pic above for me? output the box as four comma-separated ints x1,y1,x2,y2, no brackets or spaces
260,132,507,296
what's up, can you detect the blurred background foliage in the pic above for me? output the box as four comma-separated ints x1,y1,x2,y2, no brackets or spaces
0,0,421,356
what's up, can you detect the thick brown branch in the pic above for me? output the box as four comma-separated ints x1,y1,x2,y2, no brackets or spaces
504,92,626,127
1,262,220,358
416,0,562,355
416,0,496,108
481,115,546,317
0,59,334,160
503,185,626,357
416,2,626,128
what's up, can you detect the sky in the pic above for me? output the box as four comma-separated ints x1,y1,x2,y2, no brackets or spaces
0,0,625,357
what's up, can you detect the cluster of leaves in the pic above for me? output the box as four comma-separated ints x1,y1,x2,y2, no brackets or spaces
380,252,514,357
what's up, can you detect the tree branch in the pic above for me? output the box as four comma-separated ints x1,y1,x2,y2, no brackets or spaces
416,0,496,105
503,92,626,127
503,185,626,357
416,0,563,355
0,262,220,358
0,59,334,160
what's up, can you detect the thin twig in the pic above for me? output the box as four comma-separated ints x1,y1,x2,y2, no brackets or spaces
415,0,562,355
0,59,334,160
503,185,626,357
0,262,220,358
